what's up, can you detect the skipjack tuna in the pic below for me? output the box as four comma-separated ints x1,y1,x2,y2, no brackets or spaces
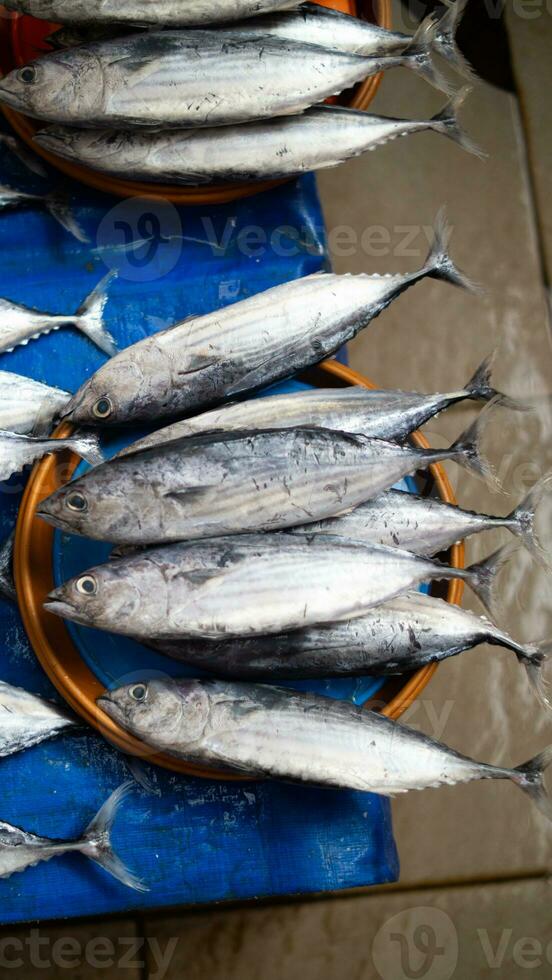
43,534,512,639
0,184,88,243
116,352,514,457
297,474,551,567
35,92,482,185
0,23,453,130
98,679,552,820
59,212,475,427
0,272,117,356
38,412,492,545
0,782,146,890
147,591,551,708
0,429,103,483
0,370,69,435
0,681,79,758
1,0,305,26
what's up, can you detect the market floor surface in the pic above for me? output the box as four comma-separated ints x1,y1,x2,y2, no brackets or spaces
1,2,551,977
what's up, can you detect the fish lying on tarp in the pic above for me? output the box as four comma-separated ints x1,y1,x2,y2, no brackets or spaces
59,211,476,427
0,429,103,483
0,781,146,889
146,591,551,708
43,534,513,639
1,0,305,26
35,91,483,184
0,272,117,356
0,680,80,758
38,409,494,544
98,679,552,821
0,370,69,435
0,22,454,130
0,184,88,243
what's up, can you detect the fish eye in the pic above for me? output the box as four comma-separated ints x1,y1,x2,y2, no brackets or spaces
93,397,113,420
76,575,98,596
66,491,87,513
130,684,148,703
18,66,37,85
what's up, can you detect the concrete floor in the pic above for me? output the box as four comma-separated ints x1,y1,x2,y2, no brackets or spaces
2,2,551,977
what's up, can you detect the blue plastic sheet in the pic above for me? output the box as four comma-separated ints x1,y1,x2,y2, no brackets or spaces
0,135,399,924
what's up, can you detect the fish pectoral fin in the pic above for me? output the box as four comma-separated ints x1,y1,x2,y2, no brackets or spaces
176,354,218,378
161,486,213,505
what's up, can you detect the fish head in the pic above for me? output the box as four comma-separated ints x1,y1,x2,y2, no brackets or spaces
37,465,133,541
0,49,102,121
98,678,204,749
44,560,143,634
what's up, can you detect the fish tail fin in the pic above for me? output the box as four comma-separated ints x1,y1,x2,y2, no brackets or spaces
430,87,485,158
516,641,552,710
447,401,499,486
80,781,148,892
464,543,516,619
69,429,104,467
433,0,477,81
505,472,552,568
404,15,457,96
44,190,89,244
422,206,481,292
462,350,528,410
74,271,118,357
511,746,552,821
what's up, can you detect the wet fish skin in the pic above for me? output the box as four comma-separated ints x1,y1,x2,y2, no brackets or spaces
297,472,552,567
0,782,146,890
147,591,551,708
0,371,69,435
60,212,474,428
43,534,511,640
0,532,16,604
0,681,80,758
116,351,511,458
0,272,117,356
0,23,452,130
38,411,491,544
0,429,103,483
1,0,304,26
97,678,552,819
0,184,88,243
35,90,482,184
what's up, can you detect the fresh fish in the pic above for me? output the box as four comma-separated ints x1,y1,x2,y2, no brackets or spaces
147,592,552,708
0,133,47,177
59,211,474,427
43,534,512,640
0,272,117,356
1,0,304,26
296,473,552,567
0,23,454,130
434,0,475,80
0,781,146,889
0,429,103,483
0,371,69,435
38,410,492,545
0,532,16,603
0,680,80,757
0,184,88,243
115,352,512,458
97,678,552,819
35,91,482,185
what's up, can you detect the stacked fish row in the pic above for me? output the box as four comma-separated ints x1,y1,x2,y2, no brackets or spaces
0,1,483,185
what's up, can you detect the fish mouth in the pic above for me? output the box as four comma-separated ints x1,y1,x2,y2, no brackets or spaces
43,593,77,619
96,694,124,725
34,129,71,156
0,80,25,112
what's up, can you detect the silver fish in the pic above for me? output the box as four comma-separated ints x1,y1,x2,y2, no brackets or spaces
0,184,88,243
0,133,47,177
0,429,103,483
297,473,552,567
1,0,304,26
59,212,474,428
0,532,16,603
34,90,482,184
0,23,453,130
0,781,146,890
115,352,511,458
0,272,117,356
147,591,551,708
0,371,69,435
0,680,80,757
98,679,552,820
43,534,512,640
37,411,491,545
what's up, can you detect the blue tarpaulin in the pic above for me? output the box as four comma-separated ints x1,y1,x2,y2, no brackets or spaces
0,135,399,925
